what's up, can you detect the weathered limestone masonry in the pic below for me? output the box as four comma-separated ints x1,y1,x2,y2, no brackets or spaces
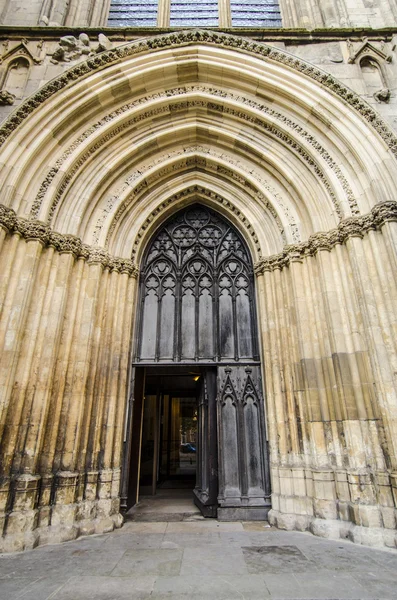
0,20,396,551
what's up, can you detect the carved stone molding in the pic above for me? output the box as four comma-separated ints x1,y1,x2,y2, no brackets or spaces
254,201,397,274
0,29,395,164
347,38,393,65
33,86,355,224
117,184,263,259
0,204,138,277
96,150,287,248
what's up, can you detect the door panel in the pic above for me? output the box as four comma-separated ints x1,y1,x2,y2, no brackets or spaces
193,368,218,517
217,365,271,519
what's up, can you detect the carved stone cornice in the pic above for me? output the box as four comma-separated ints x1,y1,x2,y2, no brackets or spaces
254,201,397,274
0,29,396,160
0,204,138,277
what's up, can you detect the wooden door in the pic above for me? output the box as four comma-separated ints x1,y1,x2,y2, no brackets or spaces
193,368,218,517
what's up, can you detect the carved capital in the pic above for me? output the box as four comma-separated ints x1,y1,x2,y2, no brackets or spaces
14,218,49,244
0,203,139,276
338,218,364,241
254,201,397,274
0,204,16,231
308,231,339,254
49,232,82,256
372,200,397,226
87,246,110,268
109,257,139,277
284,243,305,262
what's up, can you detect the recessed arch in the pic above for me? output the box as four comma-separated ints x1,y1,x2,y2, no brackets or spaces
0,30,396,260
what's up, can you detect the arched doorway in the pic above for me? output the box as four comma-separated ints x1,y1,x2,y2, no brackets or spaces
122,204,271,519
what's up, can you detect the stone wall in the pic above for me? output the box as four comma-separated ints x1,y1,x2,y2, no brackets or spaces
1,29,397,134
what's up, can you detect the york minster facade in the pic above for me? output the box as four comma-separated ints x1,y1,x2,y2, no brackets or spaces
0,0,397,552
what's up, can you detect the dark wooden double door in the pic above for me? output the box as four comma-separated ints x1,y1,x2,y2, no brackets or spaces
123,364,270,520
122,205,270,518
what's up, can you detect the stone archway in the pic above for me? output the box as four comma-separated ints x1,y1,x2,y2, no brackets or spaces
124,203,271,519
0,31,396,552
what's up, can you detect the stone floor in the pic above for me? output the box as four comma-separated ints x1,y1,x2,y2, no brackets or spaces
1,493,397,599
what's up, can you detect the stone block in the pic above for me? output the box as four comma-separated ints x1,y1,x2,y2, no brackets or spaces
5,509,38,534
335,470,350,501
391,473,397,507
98,470,113,499
12,474,40,511
310,517,342,540
348,473,376,504
348,524,385,547
51,503,77,526
348,503,382,528
76,499,97,521
0,478,10,513
380,506,396,530
313,498,338,520
337,500,350,521
55,472,79,505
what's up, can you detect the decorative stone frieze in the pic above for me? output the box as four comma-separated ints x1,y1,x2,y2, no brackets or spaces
0,204,139,277
254,201,397,273
34,86,355,222
0,29,396,161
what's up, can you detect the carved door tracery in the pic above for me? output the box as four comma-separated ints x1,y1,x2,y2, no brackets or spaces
137,205,258,363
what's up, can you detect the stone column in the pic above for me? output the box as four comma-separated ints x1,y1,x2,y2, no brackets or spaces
157,0,171,27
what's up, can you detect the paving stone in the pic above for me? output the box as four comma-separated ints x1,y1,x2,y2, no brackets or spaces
351,570,397,599
111,549,183,577
0,577,33,600
151,574,271,599
263,571,373,599
0,524,396,599
5,576,71,600
242,545,316,574
49,575,155,599
180,545,249,576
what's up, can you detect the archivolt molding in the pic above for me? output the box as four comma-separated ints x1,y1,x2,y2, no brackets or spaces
34,86,355,224
93,147,290,247
254,200,397,274
0,29,396,158
113,185,264,260
0,204,139,277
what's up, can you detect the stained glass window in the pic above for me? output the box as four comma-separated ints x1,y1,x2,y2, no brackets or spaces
231,0,281,27
108,0,282,27
170,0,218,27
108,0,158,26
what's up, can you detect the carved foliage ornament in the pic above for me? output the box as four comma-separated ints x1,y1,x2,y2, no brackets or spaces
0,204,138,277
254,200,397,274
0,30,396,157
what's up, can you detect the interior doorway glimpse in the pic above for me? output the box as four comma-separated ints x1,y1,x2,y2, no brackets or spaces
139,367,200,497
122,205,271,520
